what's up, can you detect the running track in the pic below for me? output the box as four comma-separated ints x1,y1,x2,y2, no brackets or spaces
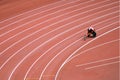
0,0,119,80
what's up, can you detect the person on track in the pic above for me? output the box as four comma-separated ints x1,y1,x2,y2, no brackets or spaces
87,26,96,38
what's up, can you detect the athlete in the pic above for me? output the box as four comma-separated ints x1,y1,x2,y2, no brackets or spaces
87,27,96,38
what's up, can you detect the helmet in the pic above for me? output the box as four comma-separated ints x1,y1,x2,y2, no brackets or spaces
89,27,94,30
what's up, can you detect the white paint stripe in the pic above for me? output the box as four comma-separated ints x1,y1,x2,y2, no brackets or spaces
0,0,104,44
0,8,117,70
0,8,115,70
39,22,119,80
54,27,120,80
23,17,118,79
0,0,77,24
0,5,117,56
68,39,120,64
6,10,119,80
6,8,118,80
76,52,120,67
0,0,106,38
85,61,120,70
1,1,113,56
1,3,116,70
94,16,119,26
0,0,83,30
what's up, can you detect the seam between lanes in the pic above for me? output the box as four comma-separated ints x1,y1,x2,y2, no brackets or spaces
75,40,119,67
0,7,118,70
0,0,61,23
39,22,118,80
0,1,116,69
69,40,120,64
0,3,117,56
40,39,119,79
0,0,78,24
0,0,84,30
0,0,106,40
0,3,117,80
54,27,120,80
0,0,90,36
23,16,118,79
0,0,102,44
4,10,118,80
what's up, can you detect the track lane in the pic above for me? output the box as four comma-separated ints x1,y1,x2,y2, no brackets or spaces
1,9,118,80
0,0,108,45
0,2,117,58
24,16,118,79
39,23,119,80
55,27,119,80
0,0,117,69
0,0,78,27
0,0,90,33
57,39,119,80
0,0,118,79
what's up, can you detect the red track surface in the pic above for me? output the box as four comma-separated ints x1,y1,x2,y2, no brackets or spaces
0,0,119,80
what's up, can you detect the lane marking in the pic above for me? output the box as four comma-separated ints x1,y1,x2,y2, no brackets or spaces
0,0,77,23
0,4,118,57
54,27,120,80
7,10,118,80
76,54,120,67
0,0,85,30
24,17,118,79
39,23,119,79
0,0,106,39
68,39,120,63
85,61,120,70
0,2,116,79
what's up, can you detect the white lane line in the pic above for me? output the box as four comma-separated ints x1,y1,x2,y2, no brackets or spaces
85,61,120,70
0,0,109,55
54,27,120,80
0,0,102,43
0,0,77,24
39,22,118,80
1,8,117,71
5,8,118,80
1,9,118,73
76,52,120,67
5,10,118,80
0,4,117,57
0,0,105,38
0,2,116,69
23,17,118,79
68,39,120,64
0,0,84,30
0,0,62,23
40,39,119,79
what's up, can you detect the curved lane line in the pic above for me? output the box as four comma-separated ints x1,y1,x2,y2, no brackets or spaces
39,22,118,80
0,0,91,36
0,0,86,30
69,39,120,64
24,16,118,79
0,0,105,42
75,40,119,67
54,27,120,80
0,2,116,69
0,0,77,24
2,5,117,80
1,8,118,70
6,10,118,80
0,4,117,56
0,0,62,23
